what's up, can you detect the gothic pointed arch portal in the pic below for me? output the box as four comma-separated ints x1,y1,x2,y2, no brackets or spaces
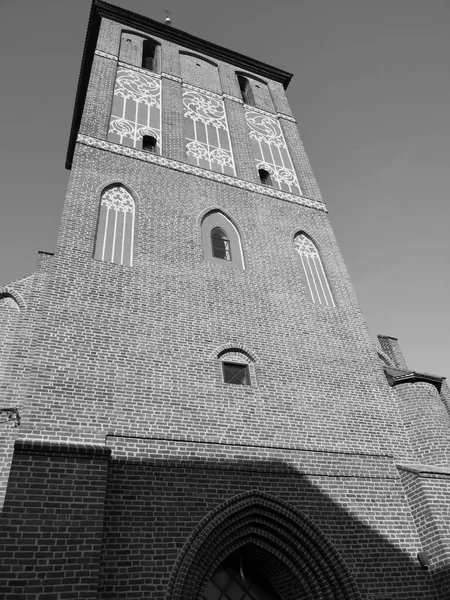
167,491,361,600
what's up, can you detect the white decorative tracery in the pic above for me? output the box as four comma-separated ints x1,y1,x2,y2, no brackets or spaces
294,233,335,307
108,67,161,151
94,186,135,267
245,110,300,195
183,88,236,176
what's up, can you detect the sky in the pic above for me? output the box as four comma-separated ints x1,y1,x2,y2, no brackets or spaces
0,0,449,377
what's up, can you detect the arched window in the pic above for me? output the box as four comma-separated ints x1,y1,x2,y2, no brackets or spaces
201,212,244,269
94,186,135,267
294,233,334,307
218,349,254,386
211,227,231,261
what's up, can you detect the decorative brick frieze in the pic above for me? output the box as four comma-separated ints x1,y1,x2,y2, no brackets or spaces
95,49,118,61
223,93,244,104
277,112,297,123
76,134,327,211
162,71,182,83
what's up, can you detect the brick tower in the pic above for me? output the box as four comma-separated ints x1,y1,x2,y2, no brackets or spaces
1,2,450,599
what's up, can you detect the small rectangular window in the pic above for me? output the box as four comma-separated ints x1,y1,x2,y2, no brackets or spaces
222,363,250,385
142,135,157,153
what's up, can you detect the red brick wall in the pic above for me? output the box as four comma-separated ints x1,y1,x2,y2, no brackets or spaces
2,9,449,600
0,441,110,600
393,382,450,466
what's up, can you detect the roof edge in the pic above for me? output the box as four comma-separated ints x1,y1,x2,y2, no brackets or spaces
384,366,445,392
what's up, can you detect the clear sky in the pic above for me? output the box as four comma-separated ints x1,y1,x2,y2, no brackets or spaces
0,0,449,377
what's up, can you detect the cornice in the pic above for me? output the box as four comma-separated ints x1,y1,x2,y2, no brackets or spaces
384,366,444,392
95,49,117,61
76,134,327,213
93,1,292,86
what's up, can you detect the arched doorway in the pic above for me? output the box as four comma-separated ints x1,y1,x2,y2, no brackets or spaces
166,492,361,600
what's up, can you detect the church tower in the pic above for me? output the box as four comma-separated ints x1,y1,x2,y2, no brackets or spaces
1,2,450,598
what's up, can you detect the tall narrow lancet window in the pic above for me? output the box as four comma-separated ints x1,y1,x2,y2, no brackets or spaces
108,67,161,152
294,233,334,307
245,110,301,195
142,39,157,71
94,186,135,267
183,88,236,176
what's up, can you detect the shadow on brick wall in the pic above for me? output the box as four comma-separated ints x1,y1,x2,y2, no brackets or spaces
98,452,446,600
0,444,449,600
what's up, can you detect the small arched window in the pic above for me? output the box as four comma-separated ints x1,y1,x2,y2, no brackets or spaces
218,349,255,386
94,186,135,267
294,233,335,307
211,227,231,260
201,212,244,269
237,75,255,106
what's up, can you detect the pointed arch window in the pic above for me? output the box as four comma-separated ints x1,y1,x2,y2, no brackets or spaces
94,186,135,267
294,233,335,307
201,212,244,269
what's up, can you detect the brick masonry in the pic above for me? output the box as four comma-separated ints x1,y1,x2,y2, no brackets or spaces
1,2,449,599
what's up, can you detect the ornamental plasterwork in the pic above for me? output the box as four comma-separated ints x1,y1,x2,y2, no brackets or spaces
294,233,335,307
95,50,118,61
183,88,236,176
100,186,135,214
96,186,135,267
245,110,301,195
77,134,327,212
108,67,161,150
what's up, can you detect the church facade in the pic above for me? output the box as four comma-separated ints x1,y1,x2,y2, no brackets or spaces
1,2,450,598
